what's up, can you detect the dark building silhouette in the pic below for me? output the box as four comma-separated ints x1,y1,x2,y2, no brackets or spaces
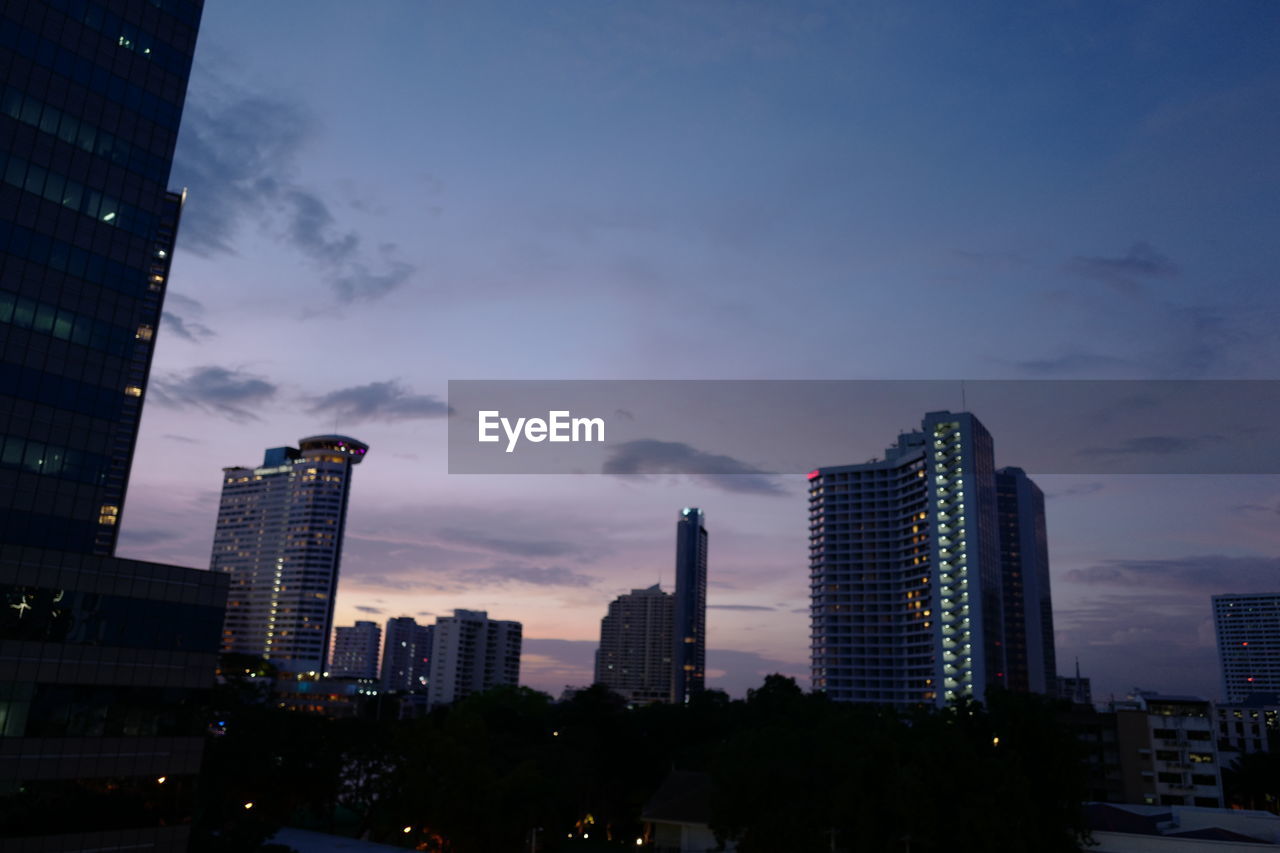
381,615,433,692
595,583,674,704
331,619,382,680
997,466,1056,694
672,507,707,704
0,1,220,849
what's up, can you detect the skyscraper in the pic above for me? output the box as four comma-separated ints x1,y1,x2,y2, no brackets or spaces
0,3,196,553
426,609,522,708
211,435,369,674
809,411,1053,707
997,466,1056,694
1213,593,1280,702
672,507,708,704
0,1,220,848
331,619,382,680
595,583,675,704
381,615,433,692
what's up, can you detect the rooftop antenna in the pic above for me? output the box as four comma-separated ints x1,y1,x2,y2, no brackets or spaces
961,379,967,413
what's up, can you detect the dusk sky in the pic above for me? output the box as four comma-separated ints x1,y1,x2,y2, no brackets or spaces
115,1,1280,701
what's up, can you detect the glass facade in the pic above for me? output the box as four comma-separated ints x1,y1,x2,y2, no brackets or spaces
0,1,217,850
0,0,198,556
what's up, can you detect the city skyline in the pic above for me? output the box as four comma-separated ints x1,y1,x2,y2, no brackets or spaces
111,1,1280,702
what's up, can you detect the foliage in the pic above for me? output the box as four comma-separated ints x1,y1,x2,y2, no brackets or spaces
193,672,1090,852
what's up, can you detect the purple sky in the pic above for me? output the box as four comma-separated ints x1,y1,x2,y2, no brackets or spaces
116,1,1280,700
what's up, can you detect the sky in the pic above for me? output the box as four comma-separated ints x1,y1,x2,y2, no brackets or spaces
116,0,1280,701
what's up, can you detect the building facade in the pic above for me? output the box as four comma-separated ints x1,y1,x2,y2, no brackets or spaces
1213,593,1280,703
381,615,432,692
809,411,1054,707
0,2,219,848
672,507,707,704
595,584,675,704
426,609,521,708
1113,694,1224,809
211,435,368,674
330,620,382,680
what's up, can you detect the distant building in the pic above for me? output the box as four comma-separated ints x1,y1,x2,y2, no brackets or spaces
1113,693,1224,809
331,620,382,680
381,616,433,692
673,508,708,704
1059,674,1094,706
997,467,1056,694
211,435,369,673
1214,693,1280,756
1213,594,1280,702
596,584,675,704
426,610,521,708
1059,659,1094,706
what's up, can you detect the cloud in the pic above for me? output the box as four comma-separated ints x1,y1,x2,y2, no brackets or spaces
1065,241,1180,294
152,365,278,422
116,527,183,546
1045,481,1105,499
161,311,216,342
603,439,787,495
171,78,416,303
437,528,582,559
306,381,449,423
1077,434,1224,458
1065,555,1280,593
707,604,777,612
354,605,384,615
162,434,203,444
1013,350,1133,376
464,564,596,588
951,248,1028,270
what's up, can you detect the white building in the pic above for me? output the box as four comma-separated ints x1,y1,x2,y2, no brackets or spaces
1213,594,1280,703
211,435,369,673
426,610,522,708
808,411,1055,707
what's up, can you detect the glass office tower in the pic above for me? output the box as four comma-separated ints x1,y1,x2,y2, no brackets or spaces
0,2,223,851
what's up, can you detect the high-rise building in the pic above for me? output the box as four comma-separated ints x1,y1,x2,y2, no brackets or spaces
211,435,369,674
381,615,433,692
426,609,521,708
809,411,1055,707
672,507,707,704
595,583,675,704
0,0,198,557
1213,593,1280,702
0,2,221,849
997,467,1056,694
331,620,382,680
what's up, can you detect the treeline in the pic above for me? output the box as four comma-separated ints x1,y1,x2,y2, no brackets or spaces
193,673,1090,852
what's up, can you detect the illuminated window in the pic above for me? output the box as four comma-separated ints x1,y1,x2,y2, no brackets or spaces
99,505,120,525
136,324,154,341
124,385,142,397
